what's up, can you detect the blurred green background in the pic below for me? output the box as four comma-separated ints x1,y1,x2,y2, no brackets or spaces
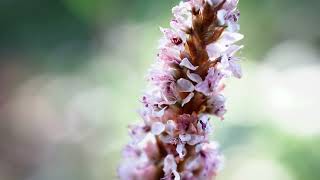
0,0,319,180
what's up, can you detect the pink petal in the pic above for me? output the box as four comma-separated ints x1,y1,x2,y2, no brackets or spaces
176,143,187,158
219,32,243,45
163,155,177,174
195,81,210,95
177,78,195,92
217,9,227,25
172,170,180,180
229,61,242,78
179,134,191,142
187,70,202,83
223,0,239,10
166,120,176,135
154,107,167,117
182,92,194,107
206,43,223,60
227,21,240,32
220,55,230,68
180,58,198,70
226,44,243,56
206,0,223,6
187,135,204,145
151,122,165,135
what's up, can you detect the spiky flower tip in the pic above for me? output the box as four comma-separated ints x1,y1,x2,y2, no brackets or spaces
118,0,243,179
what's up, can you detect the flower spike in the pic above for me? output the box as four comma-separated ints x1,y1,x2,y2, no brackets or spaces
119,0,243,179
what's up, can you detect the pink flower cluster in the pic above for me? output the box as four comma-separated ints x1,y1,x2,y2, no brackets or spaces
118,0,243,179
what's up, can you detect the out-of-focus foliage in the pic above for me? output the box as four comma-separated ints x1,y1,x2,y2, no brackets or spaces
1,0,319,66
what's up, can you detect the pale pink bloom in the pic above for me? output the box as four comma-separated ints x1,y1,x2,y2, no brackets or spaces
159,134,179,145
207,94,226,118
189,0,204,11
207,0,239,11
180,58,199,70
172,1,191,17
129,123,149,144
179,134,192,142
159,27,186,51
170,2,193,31
187,70,203,83
195,68,224,96
158,47,181,64
187,135,205,145
177,78,195,92
122,144,141,159
151,122,166,135
197,142,224,177
163,155,180,180
149,69,175,86
160,82,179,105
176,143,187,158
172,2,192,23
166,120,177,136
217,9,240,32
220,44,243,78
206,0,223,6
223,0,239,11
140,93,164,120
170,18,192,32
118,161,158,180
176,114,197,133
118,144,158,180
206,31,243,60
181,92,195,106
197,115,213,134
154,107,167,117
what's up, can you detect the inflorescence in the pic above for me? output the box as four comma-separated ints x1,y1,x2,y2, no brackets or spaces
118,0,243,179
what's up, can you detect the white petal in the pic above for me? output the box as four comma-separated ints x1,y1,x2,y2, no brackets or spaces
206,43,224,60
195,81,210,95
182,92,194,107
187,135,204,145
199,115,210,124
166,120,176,135
151,122,165,135
229,61,242,78
220,32,244,45
176,143,187,158
226,44,243,56
129,124,147,144
177,78,195,92
195,143,204,153
153,107,167,117
206,0,223,6
173,170,181,180
220,54,229,68
180,58,198,70
185,157,201,171
179,134,191,142
217,10,227,25
197,121,204,133
224,0,239,10
227,21,240,32
187,70,202,83
164,155,177,174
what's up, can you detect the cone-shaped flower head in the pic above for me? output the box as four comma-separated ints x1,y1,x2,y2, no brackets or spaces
119,0,243,179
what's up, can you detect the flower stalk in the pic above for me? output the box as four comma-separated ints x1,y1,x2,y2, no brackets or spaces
118,0,243,179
